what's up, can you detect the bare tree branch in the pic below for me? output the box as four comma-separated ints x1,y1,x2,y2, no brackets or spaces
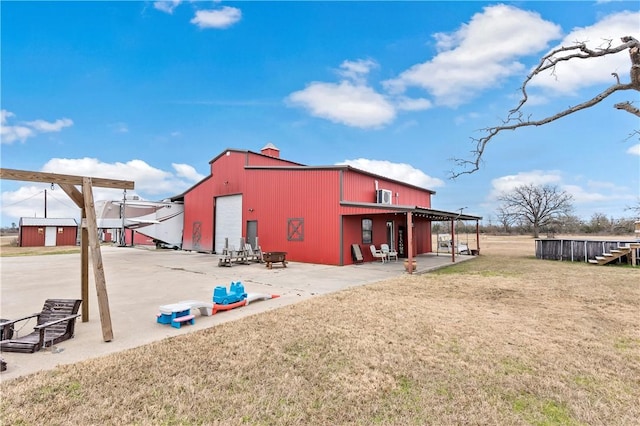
615,101,640,116
451,36,640,178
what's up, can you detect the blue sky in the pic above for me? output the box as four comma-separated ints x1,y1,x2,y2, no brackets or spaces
1,1,639,227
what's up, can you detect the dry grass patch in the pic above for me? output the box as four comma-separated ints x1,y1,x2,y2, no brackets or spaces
2,235,639,425
0,236,80,257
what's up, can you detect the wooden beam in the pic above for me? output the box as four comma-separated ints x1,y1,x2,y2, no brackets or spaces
83,177,114,342
0,168,134,190
58,183,84,209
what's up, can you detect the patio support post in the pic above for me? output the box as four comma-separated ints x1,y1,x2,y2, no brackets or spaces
476,220,480,254
450,219,456,263
407,211,413,274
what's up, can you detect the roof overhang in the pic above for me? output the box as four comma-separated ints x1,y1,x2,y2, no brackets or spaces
340,202,482,221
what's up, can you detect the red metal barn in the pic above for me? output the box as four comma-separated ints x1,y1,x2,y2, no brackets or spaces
176,144,481,266
18,218,78,247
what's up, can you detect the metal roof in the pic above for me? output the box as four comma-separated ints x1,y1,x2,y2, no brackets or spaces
339,202,482,221
19,217,78,227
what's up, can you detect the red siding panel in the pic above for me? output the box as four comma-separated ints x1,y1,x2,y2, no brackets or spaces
55,227,78,246
183,179,215,252
245,168,342,264
342,169,432,207
19,226,45,247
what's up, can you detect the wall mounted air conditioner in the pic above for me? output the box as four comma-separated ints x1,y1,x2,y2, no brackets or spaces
376,189,393,205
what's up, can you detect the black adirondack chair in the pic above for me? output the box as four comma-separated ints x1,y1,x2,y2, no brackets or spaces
0,299,82,353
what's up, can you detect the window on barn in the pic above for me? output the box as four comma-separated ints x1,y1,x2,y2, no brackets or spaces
58,228,63,233
362,219,372,244
288,218,304,241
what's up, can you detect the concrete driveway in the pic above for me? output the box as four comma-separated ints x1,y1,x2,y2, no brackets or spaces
0,246,473,381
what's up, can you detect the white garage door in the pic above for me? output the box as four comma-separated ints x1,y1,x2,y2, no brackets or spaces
214,194,242,254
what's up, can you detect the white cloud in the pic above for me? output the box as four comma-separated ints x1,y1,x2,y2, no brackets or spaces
529,11,640,94
24,118,73,133
191,6,241,29
337,59,377,85
562,184,610,203
1,185,80,222
287,57,431,128
488,170,634,207
489,170,563,199
1,110,73,144
172,163,205,181
626,144,640,155
337,158,444,190
562,180,633,205
154,0,181,14
395,97,432,111
383,4,562,107
1,124,34,144
287,81,396,129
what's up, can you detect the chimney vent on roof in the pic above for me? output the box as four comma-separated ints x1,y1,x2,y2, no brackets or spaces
261,142,280,158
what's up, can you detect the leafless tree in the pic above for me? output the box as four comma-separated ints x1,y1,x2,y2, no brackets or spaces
497,184,573,238
452,36,640,177
625,198,640,217
495,206,518,233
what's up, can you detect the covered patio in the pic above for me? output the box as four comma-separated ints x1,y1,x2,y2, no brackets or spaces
341,201,482,271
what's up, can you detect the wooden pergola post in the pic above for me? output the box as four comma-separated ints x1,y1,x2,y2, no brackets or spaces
0,168,134,342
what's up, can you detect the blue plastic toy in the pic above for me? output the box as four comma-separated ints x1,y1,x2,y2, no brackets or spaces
213,282,247,305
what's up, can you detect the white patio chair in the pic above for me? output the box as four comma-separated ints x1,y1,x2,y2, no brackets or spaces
369,245,386,263
380,243,398,261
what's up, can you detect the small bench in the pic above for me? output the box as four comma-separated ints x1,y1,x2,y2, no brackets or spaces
171,314,195,329
218,247,249,267
157,303,192,326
